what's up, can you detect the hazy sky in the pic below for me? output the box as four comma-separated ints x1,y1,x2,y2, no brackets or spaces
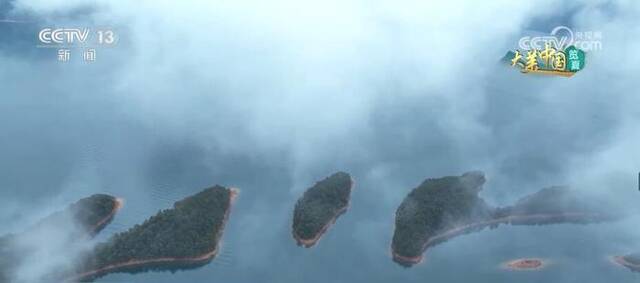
0,1,639,282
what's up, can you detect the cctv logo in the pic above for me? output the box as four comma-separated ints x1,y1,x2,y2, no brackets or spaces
518,26,573,51
38,28,90,44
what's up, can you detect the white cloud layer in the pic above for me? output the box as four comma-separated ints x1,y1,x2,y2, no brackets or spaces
2,0,640,282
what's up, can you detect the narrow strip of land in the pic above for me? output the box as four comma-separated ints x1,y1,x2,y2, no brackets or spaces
392,212,610,265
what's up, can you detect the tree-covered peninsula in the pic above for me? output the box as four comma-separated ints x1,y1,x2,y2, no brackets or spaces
72,186,237,281
391,171,618,267
0,194,121,282
391,171,491,266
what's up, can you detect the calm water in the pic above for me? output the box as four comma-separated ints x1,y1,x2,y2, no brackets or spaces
2,125,637,283
87,171,640,283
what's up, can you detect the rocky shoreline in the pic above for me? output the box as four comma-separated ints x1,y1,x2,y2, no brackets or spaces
504,258,544,270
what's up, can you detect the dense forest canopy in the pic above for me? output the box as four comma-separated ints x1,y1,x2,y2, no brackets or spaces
78,186,234,274
292,172,353,241
392,171,491,258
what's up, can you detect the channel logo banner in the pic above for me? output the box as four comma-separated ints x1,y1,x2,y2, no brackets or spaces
503,44,585,77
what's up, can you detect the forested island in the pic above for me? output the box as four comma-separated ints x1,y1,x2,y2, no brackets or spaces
391,171,491,266
391,171,618,267
29,194,122,237
0,194,121,282
292,172,354,248
69,194,123,235
70,186,237,282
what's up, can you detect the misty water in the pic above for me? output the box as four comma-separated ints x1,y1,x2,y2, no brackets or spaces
3,2,640,283
77,163,640,283
2,136,638,283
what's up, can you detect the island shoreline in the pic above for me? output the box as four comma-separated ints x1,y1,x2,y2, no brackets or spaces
89,197,124,236
392,212,613,266
293,206,348,248
502,258,545,271
69,189,238,282
292,177,354,248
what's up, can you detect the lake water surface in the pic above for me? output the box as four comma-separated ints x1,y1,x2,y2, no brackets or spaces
89,170,640,283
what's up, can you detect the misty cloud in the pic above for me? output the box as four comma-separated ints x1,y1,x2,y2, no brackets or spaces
1,0,639,282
